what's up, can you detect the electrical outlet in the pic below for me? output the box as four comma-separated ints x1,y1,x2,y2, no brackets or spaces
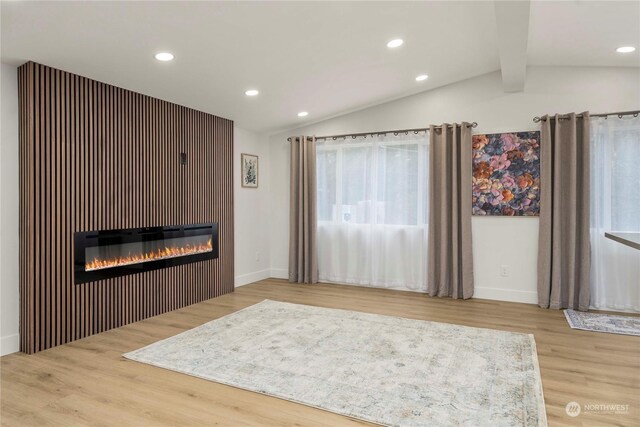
500,265,510,277
255,251,261,262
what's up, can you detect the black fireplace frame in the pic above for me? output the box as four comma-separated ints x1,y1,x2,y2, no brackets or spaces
74,222,218,284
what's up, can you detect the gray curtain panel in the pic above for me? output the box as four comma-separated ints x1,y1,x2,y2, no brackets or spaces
289,136,319,284
427,123,474,299
538,113,591,311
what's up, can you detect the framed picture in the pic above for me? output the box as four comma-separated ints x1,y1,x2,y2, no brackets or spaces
472,131,540,216
241,153,259,188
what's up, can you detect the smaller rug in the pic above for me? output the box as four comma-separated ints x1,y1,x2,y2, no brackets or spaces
564,309,640,336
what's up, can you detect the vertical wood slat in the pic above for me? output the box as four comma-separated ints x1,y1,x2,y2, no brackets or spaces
18,61,234,353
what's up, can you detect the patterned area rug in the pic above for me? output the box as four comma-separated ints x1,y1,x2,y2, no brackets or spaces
124,300,547,427
564,309,640,336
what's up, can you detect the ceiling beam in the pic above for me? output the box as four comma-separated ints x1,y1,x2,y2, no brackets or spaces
494,1,531,92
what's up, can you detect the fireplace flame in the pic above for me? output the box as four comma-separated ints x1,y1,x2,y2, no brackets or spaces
86,238,212,271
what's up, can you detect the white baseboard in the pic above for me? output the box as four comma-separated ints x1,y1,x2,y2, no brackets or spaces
249,267,538,305
269,268,288,280
235,269,271,287
0,333,20,356
473,287,538,305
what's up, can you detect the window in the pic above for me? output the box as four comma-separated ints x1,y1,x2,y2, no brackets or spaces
317,134,428,226
608,125,640,231
316,133,429,291
590,115,640,312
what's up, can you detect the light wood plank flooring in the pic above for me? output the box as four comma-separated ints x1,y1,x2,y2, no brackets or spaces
2,279,639,426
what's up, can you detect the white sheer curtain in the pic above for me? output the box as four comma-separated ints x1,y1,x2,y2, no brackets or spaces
316,133,428,291
590,115,640,312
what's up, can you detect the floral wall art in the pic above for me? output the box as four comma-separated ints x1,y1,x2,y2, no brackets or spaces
472,131,540,216
241,153,259,188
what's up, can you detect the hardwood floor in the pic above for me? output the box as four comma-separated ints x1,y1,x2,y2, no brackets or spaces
1,279,639,426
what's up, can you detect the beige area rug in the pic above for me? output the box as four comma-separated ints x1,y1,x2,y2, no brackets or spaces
124,300,547,426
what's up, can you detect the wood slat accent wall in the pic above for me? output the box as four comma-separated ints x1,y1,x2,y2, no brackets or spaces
18,62,234,353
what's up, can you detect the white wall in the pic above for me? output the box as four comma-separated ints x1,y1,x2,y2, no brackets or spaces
234,126,272,287
1,63,20,355
268,66,640,303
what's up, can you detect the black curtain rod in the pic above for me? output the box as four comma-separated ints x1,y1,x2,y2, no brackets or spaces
287,122,478,142
533,110,640,123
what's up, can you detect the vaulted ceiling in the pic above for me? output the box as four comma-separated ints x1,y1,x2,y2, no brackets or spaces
2,1,638,133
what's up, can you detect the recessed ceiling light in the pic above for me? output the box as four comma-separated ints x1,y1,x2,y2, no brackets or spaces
297,111,309,117
415,74,429,82
616,46,636,53
154,52,174,61
387,39,404,49
245,89,259,96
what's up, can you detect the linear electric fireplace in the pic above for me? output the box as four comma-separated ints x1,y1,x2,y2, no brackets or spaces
75,223,219,284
